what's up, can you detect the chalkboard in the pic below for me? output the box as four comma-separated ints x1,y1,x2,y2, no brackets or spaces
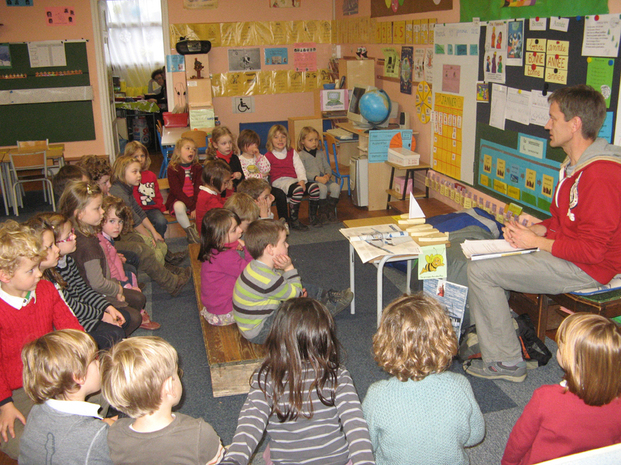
474,16,621,217
0,42,95,145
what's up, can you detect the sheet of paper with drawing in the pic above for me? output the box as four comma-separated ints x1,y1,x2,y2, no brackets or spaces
340,224,421,263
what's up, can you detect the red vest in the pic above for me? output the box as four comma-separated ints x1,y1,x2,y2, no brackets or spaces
265,149,296,182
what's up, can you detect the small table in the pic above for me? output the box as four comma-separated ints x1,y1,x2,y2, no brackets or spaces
343,199,454,326
386,161,431,209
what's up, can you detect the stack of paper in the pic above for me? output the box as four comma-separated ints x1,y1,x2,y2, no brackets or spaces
461,239,539,261
340,224,422,263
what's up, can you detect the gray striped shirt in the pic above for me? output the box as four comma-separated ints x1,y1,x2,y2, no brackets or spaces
222,366,375,465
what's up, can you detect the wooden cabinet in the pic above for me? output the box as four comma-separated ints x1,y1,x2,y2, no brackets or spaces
337,59,375,89
288,116,323,147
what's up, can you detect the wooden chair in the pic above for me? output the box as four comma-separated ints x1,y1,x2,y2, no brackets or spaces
181,130,208,159
17,139,49,150
323,132,351,196
8,150,55,216
156,121,175,178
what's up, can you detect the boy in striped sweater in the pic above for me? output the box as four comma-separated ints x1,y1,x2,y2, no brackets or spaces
232,219,353,344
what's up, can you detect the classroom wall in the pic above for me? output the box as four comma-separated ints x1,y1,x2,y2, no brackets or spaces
166,0,334,134
0,0,105,160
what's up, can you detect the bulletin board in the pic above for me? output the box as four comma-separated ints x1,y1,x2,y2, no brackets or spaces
0,42,96,146
473,15,621,217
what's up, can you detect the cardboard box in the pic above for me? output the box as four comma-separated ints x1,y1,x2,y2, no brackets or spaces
387,147,420,166
393,175,413,195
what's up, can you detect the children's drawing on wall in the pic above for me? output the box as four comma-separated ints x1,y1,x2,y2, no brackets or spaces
505,0,537,6
424,48,434,82
0,45,11,68
413,48,425,82
343,0,358,16
45,7,75,25
265,48,288,65
383,48,400,78
442,64,460,94
294,43,317,72
476,82,489,102
507,20,524,66
228,48,261,72
271,0,299,7
484,50,506,83
400,46,413,95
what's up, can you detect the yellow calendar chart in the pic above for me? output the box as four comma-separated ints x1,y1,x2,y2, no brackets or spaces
432,92,463,179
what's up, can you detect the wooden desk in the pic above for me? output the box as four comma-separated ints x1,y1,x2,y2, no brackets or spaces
161,126,214,146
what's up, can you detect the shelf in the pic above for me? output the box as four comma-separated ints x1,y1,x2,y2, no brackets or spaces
386,188,427,199
385,161,431,170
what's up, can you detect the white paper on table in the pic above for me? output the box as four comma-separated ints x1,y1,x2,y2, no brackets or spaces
530,90,550,127
582,14,621,58
489,84,507,130
409,193,426,219
349,236,422,263
505,87,531,126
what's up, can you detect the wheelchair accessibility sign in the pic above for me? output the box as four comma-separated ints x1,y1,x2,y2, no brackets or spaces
233,97,255,114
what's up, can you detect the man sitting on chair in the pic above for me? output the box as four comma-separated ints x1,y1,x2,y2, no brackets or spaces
464,84,621,382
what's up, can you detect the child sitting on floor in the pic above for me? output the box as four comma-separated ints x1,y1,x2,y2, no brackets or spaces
224,193,260,233
166,137,202,244
502,313,621,465
363,293,484,465
195,159,232,236
237,178,277,223
101,337,225,465
264,124,320,230
19,330,113,465
125,141,168,239
25,212,140,349
0,221,82,459
198,208,252,326
207,126,243,191
297,126,340,223
232,219,353,344
221,298,374,465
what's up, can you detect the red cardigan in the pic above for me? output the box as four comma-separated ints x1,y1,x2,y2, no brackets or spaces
195,188,225,236
502,384,621,465
165,162,203,213
0,280,83,403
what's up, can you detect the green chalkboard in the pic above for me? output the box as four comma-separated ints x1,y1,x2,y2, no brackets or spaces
0,42,95,145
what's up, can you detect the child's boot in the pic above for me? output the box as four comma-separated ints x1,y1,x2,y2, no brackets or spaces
321,288,354,316
317,199,330,224
288,203,308,231
184,224,200,244
140,309,161,330
326,196,339,223
308,201,323,228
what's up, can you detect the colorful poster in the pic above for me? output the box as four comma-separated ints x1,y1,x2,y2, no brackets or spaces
368,129,413,163
506,20,524,66
418,245,447,280
228,48,261,72
166,55,185,73
432,93,463,179
293,43,317,72
383,47,399,78
400,46,413,95
0,45,11,68
265,47,288,65
442,64,461,94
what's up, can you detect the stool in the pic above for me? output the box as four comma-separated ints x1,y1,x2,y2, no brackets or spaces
512,291,621,341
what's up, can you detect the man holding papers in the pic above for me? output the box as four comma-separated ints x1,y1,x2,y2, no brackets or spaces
464,85,621,382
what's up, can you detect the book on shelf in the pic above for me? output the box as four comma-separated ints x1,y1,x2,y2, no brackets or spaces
461,239,539,261
340,224,421,263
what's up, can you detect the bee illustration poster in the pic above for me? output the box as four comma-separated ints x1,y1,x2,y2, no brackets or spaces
417,245,447,280
423,278,468,338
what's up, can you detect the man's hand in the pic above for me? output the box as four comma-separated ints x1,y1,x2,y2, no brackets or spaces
0,402,25,443
504,220,553,252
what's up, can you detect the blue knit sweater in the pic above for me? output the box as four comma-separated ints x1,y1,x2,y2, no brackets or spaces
362,371,485,465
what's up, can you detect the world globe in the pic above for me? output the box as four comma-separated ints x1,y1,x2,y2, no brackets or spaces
359,88,392,125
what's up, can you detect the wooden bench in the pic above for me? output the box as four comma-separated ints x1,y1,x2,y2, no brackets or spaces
188,243,266,397
510,291,621,340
